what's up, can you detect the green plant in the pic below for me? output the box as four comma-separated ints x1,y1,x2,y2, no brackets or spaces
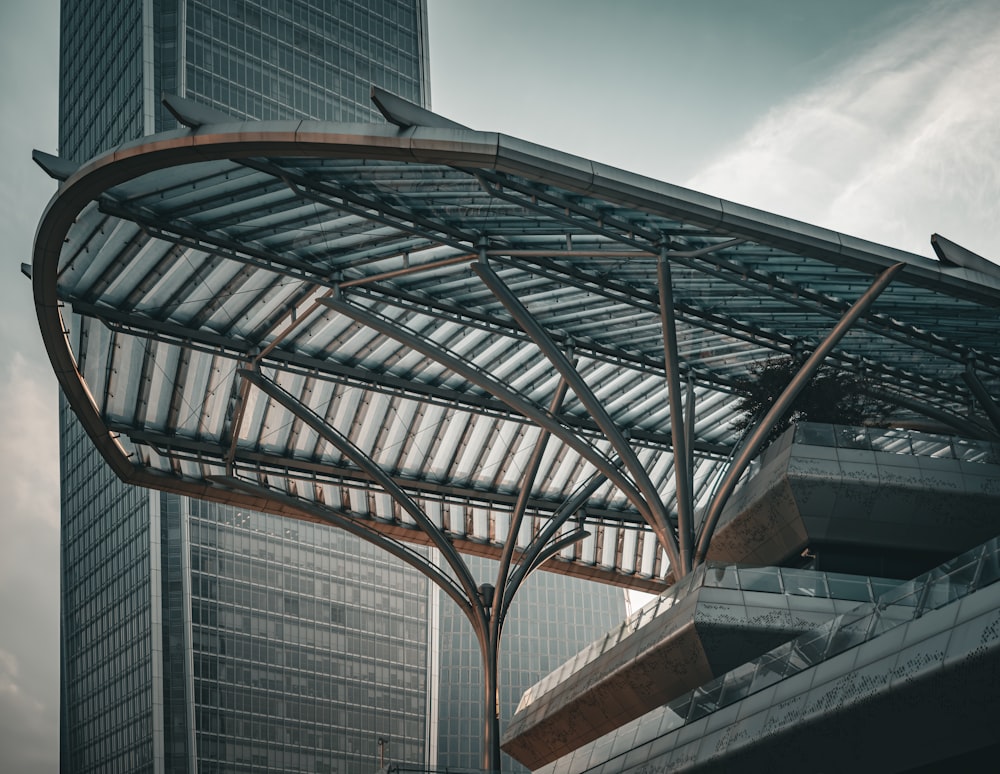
731,356,890,444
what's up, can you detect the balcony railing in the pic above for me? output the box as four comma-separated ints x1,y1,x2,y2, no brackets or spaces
515,561,900,714
631,533,1000,739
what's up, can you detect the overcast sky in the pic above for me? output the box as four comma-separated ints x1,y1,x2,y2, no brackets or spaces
2,1,999,770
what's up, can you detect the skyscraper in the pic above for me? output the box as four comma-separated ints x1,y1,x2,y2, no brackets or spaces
56,3,628,773
58,3,433,772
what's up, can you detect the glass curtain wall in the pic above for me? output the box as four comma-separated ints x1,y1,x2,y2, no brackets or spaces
58,2,432,772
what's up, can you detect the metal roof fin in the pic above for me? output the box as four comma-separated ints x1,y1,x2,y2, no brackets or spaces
931,234,1000,278
162,93,235,129
370,85,469,130
32,150,79,181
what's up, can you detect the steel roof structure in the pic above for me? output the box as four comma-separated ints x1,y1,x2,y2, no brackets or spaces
33,92,1000,594
33,91,1000,771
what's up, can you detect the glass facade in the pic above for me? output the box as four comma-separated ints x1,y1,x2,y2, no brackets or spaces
60,401,159,773
183,0,427,123
59,0,429,161
184,500,430,773
435,558,627,774
58,2,627,772
59,2,433,773
59,0,146,162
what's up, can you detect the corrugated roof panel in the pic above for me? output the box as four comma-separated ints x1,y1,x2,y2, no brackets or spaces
33,121,1000,589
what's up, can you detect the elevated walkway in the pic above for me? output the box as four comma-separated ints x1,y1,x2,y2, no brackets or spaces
522,535,1000,774
502,564,900,769
503,425,1000,770
708,424,1000,576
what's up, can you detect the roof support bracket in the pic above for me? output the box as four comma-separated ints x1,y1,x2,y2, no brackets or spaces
962,363,1000,434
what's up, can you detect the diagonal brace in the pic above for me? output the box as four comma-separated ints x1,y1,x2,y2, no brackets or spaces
240,368,484,614
320,295,657,539
472,256,682,574
962,363,1000,434
500,472,608,619
657,250,695,576
694,262,906,565
494,377,571,605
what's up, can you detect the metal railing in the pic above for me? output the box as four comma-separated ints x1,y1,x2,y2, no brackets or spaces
650,534,1000,732
792,422,1000,462
515,561,900,713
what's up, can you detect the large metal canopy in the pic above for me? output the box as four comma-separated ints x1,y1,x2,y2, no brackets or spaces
33,94,1000,592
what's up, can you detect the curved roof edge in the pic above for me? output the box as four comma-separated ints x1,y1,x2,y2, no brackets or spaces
38,119,1000,307
31,118,1000,588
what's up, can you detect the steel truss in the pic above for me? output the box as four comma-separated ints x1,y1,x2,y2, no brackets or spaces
32,94,1000,770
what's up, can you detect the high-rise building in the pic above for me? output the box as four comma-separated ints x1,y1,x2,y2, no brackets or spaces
56,4,628,773
58,3,434,773
58,0,431,161
42,3,1000,767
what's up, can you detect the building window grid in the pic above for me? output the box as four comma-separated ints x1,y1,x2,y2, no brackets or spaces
60,3,432,770
183,0,423,125
185,505,429,769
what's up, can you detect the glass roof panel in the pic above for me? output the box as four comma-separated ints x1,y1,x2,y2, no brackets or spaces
34,120,1000,589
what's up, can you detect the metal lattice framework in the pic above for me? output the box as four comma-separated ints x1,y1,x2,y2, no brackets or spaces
34,95,1000,592
33,93,1000,769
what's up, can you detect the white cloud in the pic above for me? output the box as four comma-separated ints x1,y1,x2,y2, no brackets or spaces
0,650,41,711
0,353,60,774
0,648,55,772
0,352,59,530
688,0,1000,260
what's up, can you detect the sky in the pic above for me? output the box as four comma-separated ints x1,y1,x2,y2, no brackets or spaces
1,1,999,770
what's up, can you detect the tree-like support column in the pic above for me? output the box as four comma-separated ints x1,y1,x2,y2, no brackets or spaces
234,365,594,772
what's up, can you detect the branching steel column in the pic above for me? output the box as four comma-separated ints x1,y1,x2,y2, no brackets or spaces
657,250,695,576
694,262,906,565
472,256,682,575
501,473,607,616
684,378,698,539
962,363,1000,434
484,377,569,773
494,378,570,602
321,296,656,533
240,368,483,608
241,368,511,769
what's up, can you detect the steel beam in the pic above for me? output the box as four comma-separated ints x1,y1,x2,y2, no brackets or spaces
472,256,682,574
963,364,1000,434
694,262,906,564
495,377,570,605
473,171,662,249
501,472,609,616
241,158,477,251
98,200,337,288
73,292,731,457
658,250,695,575
117,424,654,527
321,295,659,532
241,368,484,611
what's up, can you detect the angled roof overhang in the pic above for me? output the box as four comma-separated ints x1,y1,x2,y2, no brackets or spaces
32,102,1000,589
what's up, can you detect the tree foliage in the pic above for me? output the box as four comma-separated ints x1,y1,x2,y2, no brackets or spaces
731,357,891,444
